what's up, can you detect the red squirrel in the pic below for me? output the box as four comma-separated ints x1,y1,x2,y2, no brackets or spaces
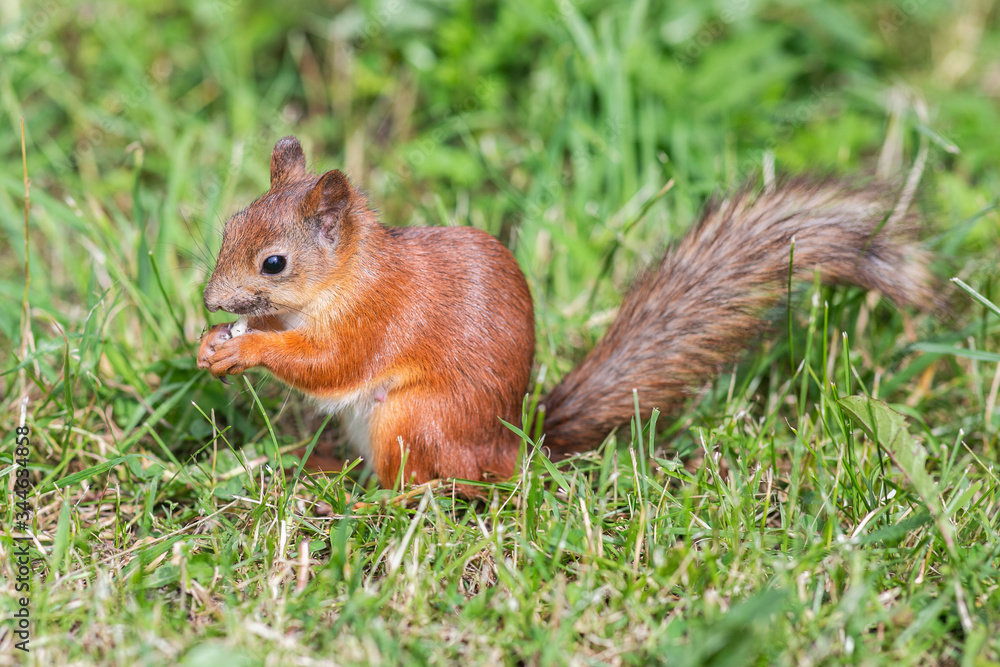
197,136,935,489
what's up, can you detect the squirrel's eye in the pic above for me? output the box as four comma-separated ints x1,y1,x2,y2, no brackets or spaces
261,255,287,275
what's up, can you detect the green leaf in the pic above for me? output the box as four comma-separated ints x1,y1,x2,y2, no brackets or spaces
951,277,1000,319
912,342,1000,363
500,418,570,492
856,512,931,545
838,396,956,557
118,376,200,451
41,455,144,492
51,499,72,575
945,480,982,518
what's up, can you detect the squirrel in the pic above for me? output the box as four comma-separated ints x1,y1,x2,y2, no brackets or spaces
197,136,935,490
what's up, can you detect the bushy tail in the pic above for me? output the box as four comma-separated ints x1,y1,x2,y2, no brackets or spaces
541,178,936,455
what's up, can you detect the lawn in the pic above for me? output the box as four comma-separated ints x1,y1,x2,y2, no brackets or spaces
1,0,999,664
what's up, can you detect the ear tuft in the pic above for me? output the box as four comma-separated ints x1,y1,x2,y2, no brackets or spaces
270,136,306,187
302,170,354,238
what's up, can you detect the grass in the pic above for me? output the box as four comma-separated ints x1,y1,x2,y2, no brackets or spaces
2,0,1000,664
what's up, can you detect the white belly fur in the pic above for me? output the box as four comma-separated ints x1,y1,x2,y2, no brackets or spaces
315,391,377,462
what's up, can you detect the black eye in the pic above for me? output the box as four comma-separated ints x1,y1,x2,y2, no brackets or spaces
262,255,287,275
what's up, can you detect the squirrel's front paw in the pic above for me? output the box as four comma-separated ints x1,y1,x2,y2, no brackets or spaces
197,323,234,370
206,335,257,378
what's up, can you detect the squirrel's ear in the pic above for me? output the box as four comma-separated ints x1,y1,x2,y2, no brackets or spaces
302,170,354,238
270,136,306,187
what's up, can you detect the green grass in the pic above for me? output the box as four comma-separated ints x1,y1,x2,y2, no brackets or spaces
2,0,1000,664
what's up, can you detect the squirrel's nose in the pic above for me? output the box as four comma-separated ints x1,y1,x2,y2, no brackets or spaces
203,283,222,312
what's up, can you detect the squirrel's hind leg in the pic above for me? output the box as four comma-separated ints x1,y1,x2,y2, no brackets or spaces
366,389,520,493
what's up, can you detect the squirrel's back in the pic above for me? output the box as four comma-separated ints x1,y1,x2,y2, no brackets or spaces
347,224,536,482
387,224,535,404
541,178,935,455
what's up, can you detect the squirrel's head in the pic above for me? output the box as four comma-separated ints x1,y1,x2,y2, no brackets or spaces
203,136,374,323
